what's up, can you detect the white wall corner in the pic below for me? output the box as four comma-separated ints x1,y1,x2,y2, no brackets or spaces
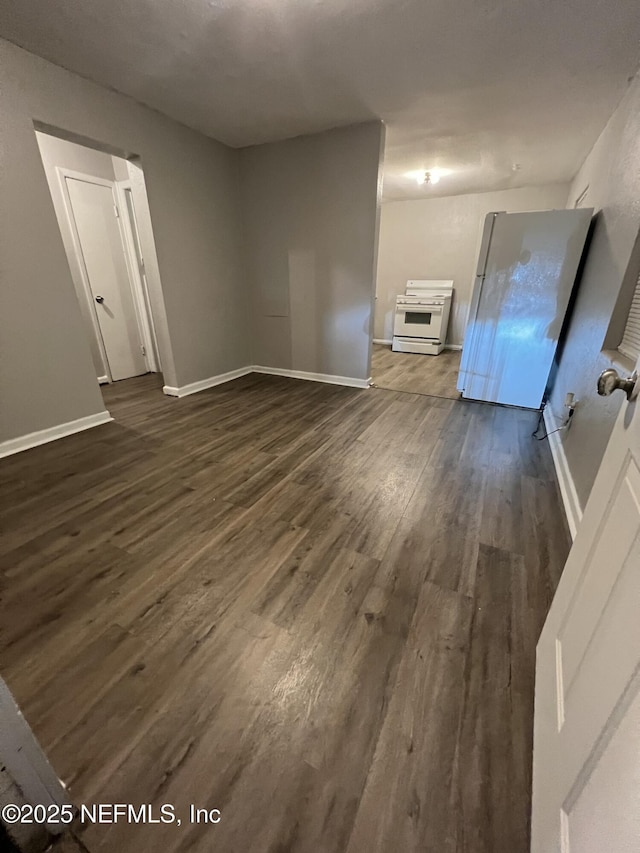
0,678,70,826
0,411,113,459
543,406,583,540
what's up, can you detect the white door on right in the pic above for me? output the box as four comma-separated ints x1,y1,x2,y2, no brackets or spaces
65,174,147,382
532,357,640,852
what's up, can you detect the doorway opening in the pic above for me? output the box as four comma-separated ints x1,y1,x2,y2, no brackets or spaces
34,128,167,406
371,273,462,400
370,343,462,399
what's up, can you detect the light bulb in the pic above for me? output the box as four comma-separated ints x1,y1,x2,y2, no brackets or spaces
405,167,453,186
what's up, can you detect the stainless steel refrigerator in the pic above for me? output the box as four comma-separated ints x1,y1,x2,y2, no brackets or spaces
457,208,593,409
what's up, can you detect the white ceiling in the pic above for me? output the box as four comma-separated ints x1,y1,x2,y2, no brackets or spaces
1,0,639,200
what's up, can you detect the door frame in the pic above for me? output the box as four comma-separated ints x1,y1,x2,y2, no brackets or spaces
114,180,161,372
56,167,157,381
0,678,70,831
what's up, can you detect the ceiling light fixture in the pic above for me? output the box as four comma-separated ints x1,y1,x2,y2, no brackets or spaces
405,168,452,186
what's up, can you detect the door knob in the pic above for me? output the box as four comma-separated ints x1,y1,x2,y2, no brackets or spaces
95,295,104,304
597,368,638,400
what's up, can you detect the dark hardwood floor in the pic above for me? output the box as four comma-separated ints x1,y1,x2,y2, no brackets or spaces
371,343,462,399
0,373,570,853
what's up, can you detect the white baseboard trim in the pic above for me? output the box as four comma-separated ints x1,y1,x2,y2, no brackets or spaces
98,375,110,385
163,367,253,398
543,406,583,540
252,365,370,389
444,344,463,351
0,411,113,459
164,364,370,397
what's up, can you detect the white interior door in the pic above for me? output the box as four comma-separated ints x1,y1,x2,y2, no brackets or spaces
64,175,147,382
532,360,640,852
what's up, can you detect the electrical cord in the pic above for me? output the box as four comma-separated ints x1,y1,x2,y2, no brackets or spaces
532,401,574,441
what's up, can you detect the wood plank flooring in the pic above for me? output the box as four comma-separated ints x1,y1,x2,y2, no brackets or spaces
0,373,570,853
371,343,462,399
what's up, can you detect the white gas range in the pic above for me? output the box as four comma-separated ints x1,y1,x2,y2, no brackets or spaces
392,280,453,356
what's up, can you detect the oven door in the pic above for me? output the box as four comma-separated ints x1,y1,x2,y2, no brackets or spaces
393,303,444,340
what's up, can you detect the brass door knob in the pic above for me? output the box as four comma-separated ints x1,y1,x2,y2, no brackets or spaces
597,368,638,400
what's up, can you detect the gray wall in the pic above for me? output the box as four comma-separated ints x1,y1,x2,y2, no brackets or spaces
375,183,570,345
241,122,384,381
549,73,640,509
0,37,249,443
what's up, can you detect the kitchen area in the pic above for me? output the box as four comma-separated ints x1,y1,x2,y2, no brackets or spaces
371,279,462,398
372,204,593,409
